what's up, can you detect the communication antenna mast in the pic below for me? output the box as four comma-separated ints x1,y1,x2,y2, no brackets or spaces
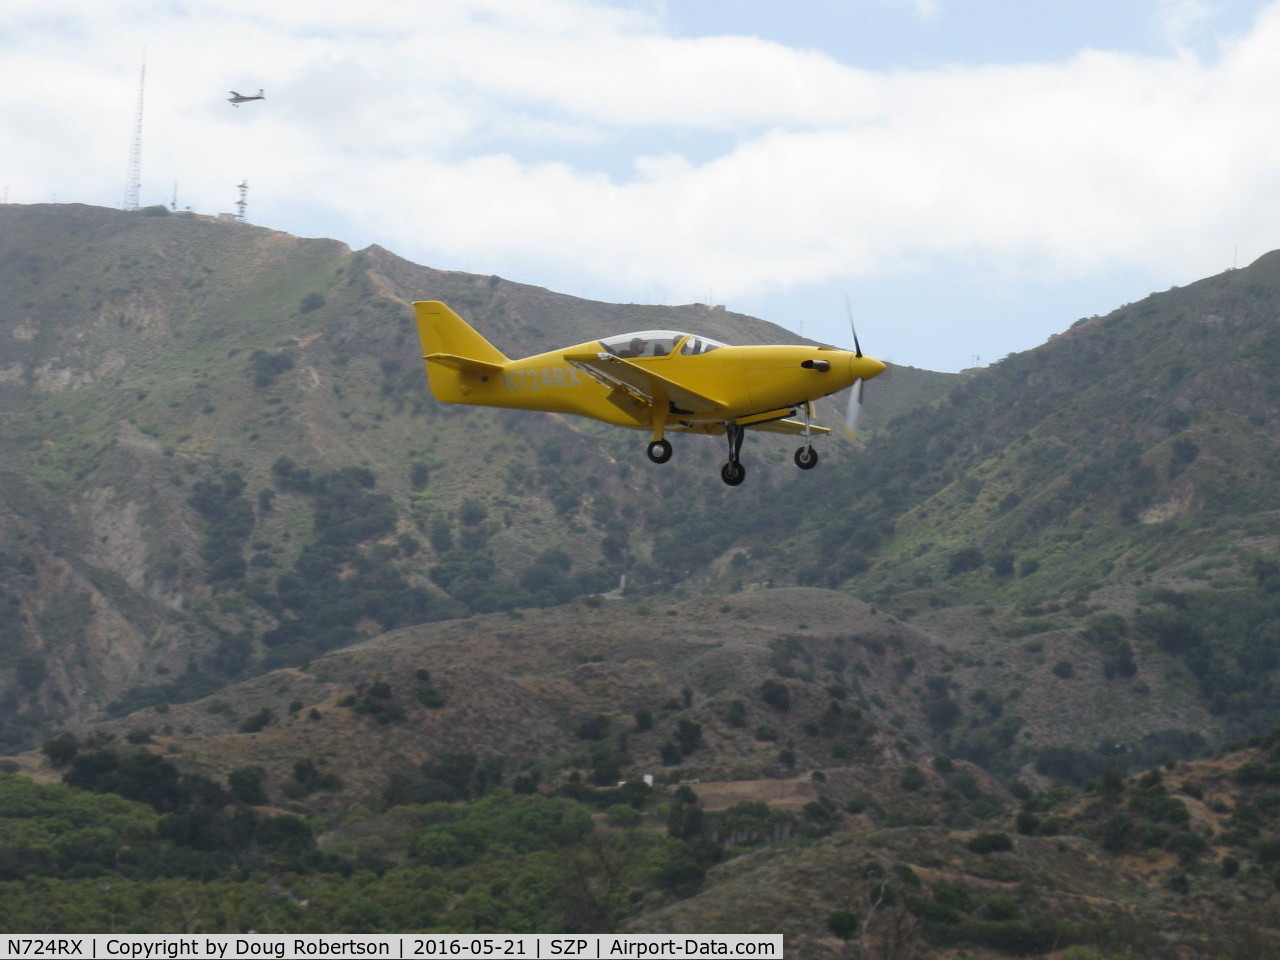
123,58,145,211
235,180,248,223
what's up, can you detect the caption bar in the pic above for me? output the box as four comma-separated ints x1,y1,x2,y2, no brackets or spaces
0,937,782,960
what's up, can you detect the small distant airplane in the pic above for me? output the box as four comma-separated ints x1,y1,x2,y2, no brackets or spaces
227,89,265,107
413,301,886,486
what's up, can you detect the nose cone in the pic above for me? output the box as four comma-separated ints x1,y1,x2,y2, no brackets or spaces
852,354,887,381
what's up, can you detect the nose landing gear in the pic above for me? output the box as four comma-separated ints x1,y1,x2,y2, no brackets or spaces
793,401,819,470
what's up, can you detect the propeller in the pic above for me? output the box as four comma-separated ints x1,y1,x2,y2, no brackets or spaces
846,294,863,358
843,377,865,440
843,296,865,440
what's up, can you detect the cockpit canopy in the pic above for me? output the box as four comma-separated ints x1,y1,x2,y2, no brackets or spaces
599,331,726,358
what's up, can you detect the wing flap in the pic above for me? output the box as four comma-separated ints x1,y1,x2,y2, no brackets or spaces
747,418,832,437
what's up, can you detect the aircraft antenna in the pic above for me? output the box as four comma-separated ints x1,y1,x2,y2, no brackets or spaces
235,180,248,223
123,58,145,211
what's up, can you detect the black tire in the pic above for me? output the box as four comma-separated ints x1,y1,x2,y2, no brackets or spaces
721,461,746,486
794,445,819,469
647,439,673,463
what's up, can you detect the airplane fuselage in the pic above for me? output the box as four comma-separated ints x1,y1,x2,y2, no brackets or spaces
425,338,872,431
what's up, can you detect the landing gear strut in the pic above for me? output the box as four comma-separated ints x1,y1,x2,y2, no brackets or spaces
721,424,746,486
794,401,818,470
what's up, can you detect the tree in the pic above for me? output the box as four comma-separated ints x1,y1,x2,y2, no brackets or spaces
41,732,78,768
557,832,654,933
847,859,922,960
675,719,703,755
228,766,268,806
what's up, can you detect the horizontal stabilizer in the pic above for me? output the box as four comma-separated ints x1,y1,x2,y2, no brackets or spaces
423,352,507,376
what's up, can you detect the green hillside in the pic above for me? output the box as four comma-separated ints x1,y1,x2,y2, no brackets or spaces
9,203,1280,953
766,255,1280,605
0,203,954,750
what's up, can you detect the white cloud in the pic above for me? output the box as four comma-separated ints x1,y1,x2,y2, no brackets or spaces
905,0,943,21
1158,0,1218,48
5,0,1280,343
334,2,1280,305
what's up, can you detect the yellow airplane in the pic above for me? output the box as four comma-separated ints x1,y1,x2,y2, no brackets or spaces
413,300,887,486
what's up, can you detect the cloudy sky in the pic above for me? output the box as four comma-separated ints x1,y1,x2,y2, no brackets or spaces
6,0,1280,370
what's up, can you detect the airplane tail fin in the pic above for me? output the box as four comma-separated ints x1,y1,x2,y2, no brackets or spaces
413,301,510,403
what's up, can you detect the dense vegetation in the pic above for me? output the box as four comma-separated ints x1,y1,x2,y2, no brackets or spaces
0,751,852,936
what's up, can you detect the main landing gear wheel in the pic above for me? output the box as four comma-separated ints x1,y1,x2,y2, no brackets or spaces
647,439,673,463
720,423,747,486
794,445,819,469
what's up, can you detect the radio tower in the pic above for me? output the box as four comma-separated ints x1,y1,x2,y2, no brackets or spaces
235,180,248,223
122,59,145,211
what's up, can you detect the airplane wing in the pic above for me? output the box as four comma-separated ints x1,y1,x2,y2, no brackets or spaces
564,352,724,416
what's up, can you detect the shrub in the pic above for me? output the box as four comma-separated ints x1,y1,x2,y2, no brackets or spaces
416,684,445,709
827,910,860,940
948,547,984,577
899,766,926,791
760,678,791,711
967,832,1013,855
248,349,294,387
653,852,706,893
606,804,642,828
575,715,610,741
239,709,273,733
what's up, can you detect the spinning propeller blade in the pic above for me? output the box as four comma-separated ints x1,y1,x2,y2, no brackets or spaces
842,296,867,439
843,378,864,440
845,295,862,358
